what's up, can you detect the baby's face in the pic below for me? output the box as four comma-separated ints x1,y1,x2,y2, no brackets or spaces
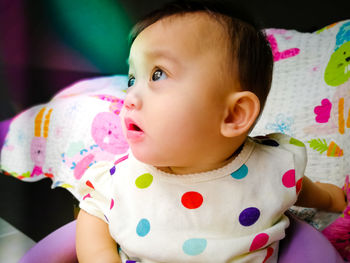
121,13,238,172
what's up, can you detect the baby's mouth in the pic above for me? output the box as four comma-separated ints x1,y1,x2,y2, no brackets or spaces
129,123,142,132
124,118,144,133
124,118,144,141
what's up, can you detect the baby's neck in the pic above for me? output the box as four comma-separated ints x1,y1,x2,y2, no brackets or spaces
156,142,245,175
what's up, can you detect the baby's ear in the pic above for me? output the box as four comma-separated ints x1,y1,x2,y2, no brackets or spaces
220,91,260,137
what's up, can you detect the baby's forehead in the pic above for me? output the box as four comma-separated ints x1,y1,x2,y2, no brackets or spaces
163,12,229,49
129,12,232,71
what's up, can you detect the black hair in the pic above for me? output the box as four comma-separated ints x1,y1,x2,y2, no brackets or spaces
129,0,273,113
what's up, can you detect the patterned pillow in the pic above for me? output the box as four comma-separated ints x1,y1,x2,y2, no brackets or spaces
251,19,350,188
0,75,129,198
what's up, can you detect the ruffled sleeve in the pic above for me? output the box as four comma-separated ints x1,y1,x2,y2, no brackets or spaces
77,161,115,223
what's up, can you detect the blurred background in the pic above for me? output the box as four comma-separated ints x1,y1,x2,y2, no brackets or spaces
0,0,349,255
1,0,349,116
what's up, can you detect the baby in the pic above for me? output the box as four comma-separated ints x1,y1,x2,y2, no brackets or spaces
76,1,346,262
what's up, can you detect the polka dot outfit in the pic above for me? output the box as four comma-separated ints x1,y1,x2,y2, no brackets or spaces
78,133,306,263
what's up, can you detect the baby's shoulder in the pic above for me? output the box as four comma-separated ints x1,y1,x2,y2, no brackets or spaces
250,133,306,156
248,133,307,178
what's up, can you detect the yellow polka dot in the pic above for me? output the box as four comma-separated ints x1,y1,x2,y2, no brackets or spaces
135,173,153,189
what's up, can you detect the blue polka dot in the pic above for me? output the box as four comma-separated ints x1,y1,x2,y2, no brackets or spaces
136,218,150,237
183,238,207,256
231,164,248,179
239,207,260,226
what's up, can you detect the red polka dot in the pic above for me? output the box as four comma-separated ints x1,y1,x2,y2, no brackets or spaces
296,178,303,194
249,233,269,252
86,180,95,189
181,191,203,209
262,247,274,263
282,169,295,188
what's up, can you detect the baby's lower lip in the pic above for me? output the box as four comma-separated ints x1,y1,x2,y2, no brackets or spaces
126,129,144,141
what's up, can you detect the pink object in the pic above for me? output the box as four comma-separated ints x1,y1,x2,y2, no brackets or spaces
30,137,47,177
114,154,129,165
322,175,350,261
73,154,95,180
63,109,129,179
267,34,300,62
30,165,43,177
91,112,129,154
314,98,332,123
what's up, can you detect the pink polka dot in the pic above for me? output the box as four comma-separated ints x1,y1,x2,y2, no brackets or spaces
249,233,269,251
282,169,295,188
181,191,203,209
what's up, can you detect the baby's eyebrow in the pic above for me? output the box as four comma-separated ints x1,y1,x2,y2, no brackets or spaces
146,49,180,64
129,49,181,67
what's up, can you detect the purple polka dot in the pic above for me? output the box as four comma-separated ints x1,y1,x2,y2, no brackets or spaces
239,207,260,226
110,166,116,175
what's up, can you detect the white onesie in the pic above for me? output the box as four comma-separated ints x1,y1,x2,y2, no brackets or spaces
78,133,306,262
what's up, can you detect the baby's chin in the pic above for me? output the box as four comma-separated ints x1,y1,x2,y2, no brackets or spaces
130,147,168,167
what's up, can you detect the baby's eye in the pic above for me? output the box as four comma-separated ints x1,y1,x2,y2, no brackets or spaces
128,75,135,87
152,69,167,81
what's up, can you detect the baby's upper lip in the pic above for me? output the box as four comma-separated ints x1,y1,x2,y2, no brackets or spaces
124,117,143,132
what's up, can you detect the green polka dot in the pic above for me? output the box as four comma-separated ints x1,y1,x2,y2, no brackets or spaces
135,173,153,189
289,137,305,147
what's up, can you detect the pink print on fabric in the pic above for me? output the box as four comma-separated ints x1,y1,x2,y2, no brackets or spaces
314,99,332,123
249,233,269,251
74,154,95,180
110,198,115,210
262,247,274,263
282,169,296,188
31,166,43,177
114,154,129,165
83,193,91,200
267,34,300,62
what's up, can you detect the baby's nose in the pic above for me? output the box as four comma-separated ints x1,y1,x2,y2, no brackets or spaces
124,92,142,110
